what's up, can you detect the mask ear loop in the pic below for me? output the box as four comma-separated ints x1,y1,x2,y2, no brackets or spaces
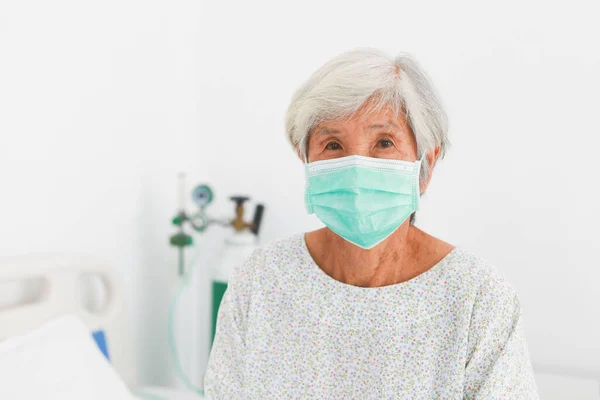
414,152,427,211
302,142,314,214
304,140,309,164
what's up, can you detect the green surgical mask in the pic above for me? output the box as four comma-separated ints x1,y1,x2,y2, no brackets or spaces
304,154,424,249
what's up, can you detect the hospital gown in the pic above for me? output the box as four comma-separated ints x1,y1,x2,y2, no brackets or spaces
203,233,539,399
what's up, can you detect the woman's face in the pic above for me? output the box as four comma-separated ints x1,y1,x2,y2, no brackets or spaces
304,103,418,163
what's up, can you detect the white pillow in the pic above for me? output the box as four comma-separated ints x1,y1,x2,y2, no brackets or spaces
0,314,135,400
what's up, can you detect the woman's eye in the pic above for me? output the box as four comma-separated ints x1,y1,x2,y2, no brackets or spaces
379,139,393,148
326,142,341,150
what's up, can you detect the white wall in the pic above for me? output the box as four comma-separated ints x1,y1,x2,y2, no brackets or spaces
1,0,599,396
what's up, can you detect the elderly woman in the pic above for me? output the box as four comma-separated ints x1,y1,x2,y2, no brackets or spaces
204,48,539,399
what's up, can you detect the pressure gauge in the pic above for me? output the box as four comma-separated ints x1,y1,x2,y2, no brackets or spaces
192,185,213,208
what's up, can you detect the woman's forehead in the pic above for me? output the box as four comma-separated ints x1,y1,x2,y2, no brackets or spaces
313,111,408,137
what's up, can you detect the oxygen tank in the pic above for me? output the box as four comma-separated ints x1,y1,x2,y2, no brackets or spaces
169,180,265,382
210,196,264,347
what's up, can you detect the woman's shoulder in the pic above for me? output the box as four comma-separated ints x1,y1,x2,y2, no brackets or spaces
243,232,307,274
249,232,305,259
447,246,521,305
417,230,517,300
259,232,306,253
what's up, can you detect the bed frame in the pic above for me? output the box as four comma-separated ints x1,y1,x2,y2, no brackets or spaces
0,253,135,386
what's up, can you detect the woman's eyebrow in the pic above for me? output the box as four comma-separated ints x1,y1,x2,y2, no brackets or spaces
315,126,341,136
367,119,400,130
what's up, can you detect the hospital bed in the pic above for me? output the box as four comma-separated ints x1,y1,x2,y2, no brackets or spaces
0,253,204,400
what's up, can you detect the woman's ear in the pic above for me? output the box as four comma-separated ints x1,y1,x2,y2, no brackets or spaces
432,146,441,162
297,142,310,163
419,147,441,194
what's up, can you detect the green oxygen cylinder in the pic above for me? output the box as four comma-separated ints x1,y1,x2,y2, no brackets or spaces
210,197,264,348
210,280,228,345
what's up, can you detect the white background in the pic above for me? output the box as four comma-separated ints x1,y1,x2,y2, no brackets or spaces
1,0,599,397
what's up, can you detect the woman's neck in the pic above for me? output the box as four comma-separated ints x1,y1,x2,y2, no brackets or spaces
306,222,425,288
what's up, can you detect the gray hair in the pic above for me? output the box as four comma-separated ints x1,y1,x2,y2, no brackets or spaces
285,48,450,224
